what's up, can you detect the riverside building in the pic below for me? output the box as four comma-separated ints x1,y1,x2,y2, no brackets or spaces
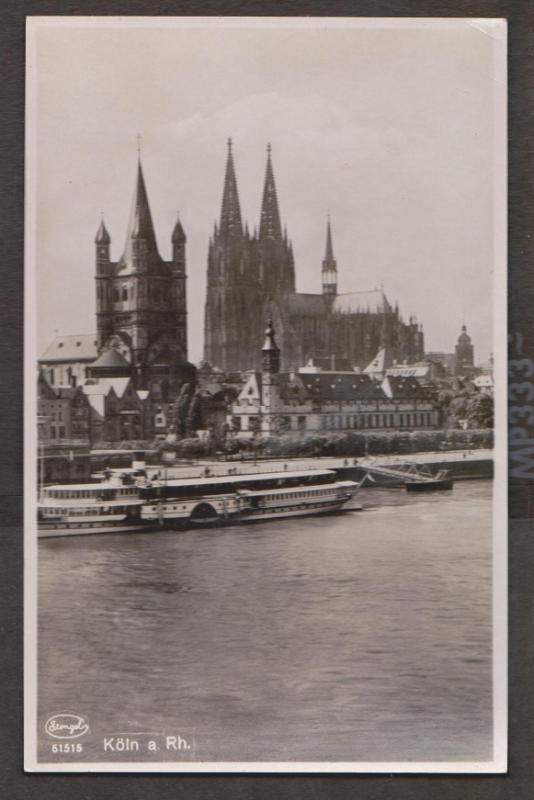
228,320,438,438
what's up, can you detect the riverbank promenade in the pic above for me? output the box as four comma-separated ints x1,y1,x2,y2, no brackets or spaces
145,449,493,482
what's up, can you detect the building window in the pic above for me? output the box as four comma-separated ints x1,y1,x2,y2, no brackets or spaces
114,288,119,302
122,286,128,301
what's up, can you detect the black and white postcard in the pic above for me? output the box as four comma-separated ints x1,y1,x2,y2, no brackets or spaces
24,16,507,772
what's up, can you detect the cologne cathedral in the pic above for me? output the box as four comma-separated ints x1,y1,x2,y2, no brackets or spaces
203,141,425,372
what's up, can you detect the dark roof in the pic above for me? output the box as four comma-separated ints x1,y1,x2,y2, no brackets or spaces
285,293,327,318
95,219,111,244
242,370,388,404
385,375,431,399
91,348,131,369
299,372,387,402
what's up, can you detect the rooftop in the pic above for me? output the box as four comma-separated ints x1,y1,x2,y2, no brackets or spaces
39,334,99,363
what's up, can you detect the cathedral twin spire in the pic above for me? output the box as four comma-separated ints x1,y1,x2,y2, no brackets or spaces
259,144,283,241
218,139,335,270
219,138,243,237
219,140,284,244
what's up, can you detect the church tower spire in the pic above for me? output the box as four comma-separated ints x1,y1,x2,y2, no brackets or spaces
261,317,281,416
119,156,160,270
262,317,280,373
219,138,243,237
259,143,282,241
322,214,337,297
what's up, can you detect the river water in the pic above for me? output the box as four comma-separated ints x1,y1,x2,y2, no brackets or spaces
37,481,493,765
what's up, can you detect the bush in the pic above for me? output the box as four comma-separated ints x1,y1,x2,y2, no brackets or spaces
258,428,493,459
174,437,212,459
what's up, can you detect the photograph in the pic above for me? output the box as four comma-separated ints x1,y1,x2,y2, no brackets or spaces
24,16,507,772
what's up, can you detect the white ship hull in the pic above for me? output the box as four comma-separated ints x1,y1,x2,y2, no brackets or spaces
239,499,359,522
38,521,156,539
37,469,361,539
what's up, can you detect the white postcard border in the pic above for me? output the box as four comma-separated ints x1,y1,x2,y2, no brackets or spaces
24,15,508,774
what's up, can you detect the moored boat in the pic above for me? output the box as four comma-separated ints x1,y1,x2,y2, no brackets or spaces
38,467,360,538
405,469,454,492
140,469,359,526
38,477,152,538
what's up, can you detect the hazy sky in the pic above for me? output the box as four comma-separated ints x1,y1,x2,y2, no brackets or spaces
29,17,504,363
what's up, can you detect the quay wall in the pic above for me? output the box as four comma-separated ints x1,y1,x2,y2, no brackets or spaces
145,449,493,484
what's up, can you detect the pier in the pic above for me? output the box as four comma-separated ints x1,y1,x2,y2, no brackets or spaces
140,449,493,485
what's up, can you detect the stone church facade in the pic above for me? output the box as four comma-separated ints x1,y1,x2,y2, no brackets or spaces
95,157,195,394
204,141,425,373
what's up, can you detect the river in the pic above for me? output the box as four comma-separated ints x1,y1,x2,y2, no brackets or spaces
37,480,493,765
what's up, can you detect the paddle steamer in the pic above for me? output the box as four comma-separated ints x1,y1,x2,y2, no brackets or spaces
38,468,360,538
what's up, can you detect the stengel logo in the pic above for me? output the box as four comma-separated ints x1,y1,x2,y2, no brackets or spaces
45,713,90,739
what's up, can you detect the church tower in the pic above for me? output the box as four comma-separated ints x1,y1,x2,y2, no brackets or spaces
204,141,300,373
257,144,295,298
455,323,475,376
204,138,244,370
94,153,191,389
204,139,266,372
95,217,113,345
261,318,281,415
321,215,337,297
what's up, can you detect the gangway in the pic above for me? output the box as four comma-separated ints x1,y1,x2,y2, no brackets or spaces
358,460,453,490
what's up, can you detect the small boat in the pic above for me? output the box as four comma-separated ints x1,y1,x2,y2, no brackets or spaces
405,469,454,492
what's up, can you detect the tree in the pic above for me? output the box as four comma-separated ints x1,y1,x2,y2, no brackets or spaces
466,394,494,429
173,383,194,438
248,415,262,434
185,389,202,436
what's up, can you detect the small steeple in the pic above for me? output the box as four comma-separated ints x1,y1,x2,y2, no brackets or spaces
259,143,282,241
95,216,111,245
325,215,335,263
322,214,337,296
262,317,280,373
172,213,186,244
219,137,243,237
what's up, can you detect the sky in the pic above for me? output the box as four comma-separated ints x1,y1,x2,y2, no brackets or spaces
29,17,505,364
